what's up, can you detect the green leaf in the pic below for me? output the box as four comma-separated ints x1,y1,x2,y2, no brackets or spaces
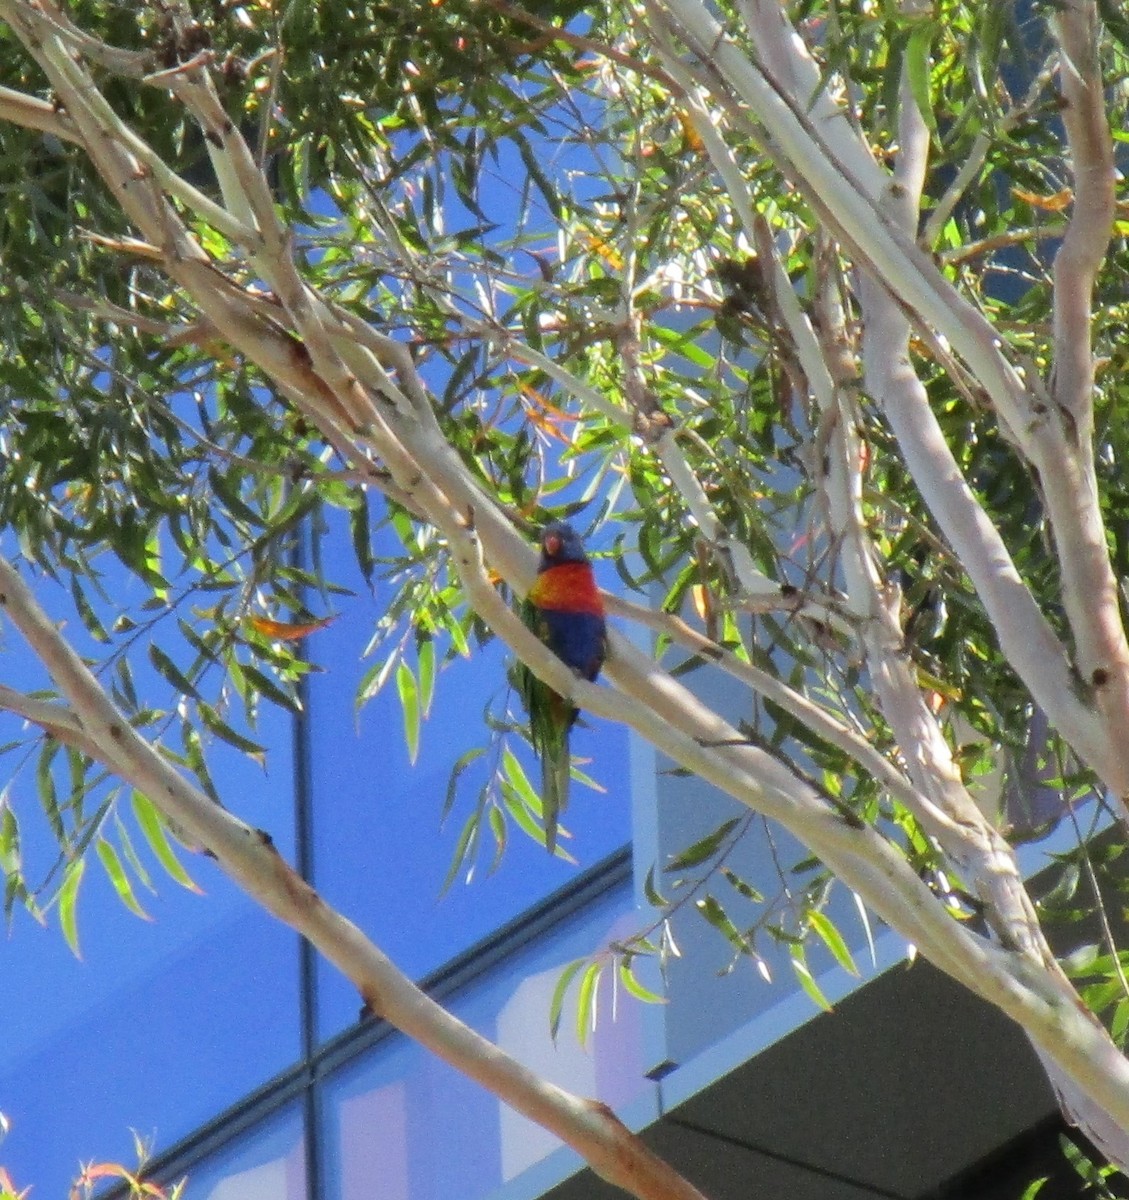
349,491,375,586
65,746,88,828
96,837,151,921
130,791,200,891
487,803,507,875
442,745,485,824
1018,1177,1049,1200
396,659,420,764
198,702,267,759
904,21,937,133
447,616,471,659
417,636,436,719
36,740,63,843
71,577,109,643
180,722,221,803
58,857,85,958
1111,997,1129,1048
643,864,670,908
549,958,587,1041
0,787,23,916
721,867,763,904
0,791,21,878
149,644,202,702
356,649,400,709
114,657,139,713
790,946,833,1012
514,129,562,219
575,961,604,1046
498,778,544,839
501,745,541,817
113,811,154,894
241,663,302,714
441,807,481,895
807,910,859,977
665,818,742,872
695,894,750,957
617,955,665,1006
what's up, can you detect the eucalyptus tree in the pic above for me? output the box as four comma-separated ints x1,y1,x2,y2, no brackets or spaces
2,0,1129,1195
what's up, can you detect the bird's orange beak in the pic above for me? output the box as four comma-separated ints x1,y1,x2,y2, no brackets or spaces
543,532,561,556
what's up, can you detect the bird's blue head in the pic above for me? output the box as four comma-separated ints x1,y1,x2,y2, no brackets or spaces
539,522,589,569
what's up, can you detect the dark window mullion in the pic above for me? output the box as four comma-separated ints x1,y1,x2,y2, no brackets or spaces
292,521,322,1200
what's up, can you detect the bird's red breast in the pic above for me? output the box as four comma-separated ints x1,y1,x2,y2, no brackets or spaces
528,562,605,617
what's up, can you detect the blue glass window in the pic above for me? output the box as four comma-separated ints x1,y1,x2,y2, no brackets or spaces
178,1102,306,1200
321,880,654,1200
1,708,301,1196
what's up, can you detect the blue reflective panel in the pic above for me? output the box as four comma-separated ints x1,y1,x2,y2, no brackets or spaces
0,711,301,1199
179,1102,306,1200
321,881,657,1200
307,516,632,1040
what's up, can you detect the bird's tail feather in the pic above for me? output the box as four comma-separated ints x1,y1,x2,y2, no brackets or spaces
542,724,570,855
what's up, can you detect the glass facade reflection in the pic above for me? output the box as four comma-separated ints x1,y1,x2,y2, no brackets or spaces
2,861,646,1200
0,512,640,1200
181,1104,306,1200
2,903,301,1188
0,704,301,1199
323,880,646,1200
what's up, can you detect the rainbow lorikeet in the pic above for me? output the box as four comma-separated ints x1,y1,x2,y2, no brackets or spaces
514,522,606,853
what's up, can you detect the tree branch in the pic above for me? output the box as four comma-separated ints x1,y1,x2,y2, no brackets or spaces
0,82,81,143
1050,0,1114,439
0,555,710,1200
0,685,102,759
1037,2,1129,758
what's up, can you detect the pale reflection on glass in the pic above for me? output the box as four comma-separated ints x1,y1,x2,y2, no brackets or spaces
323,884,650,1200
496,912,648,1180
185,1104,305,1200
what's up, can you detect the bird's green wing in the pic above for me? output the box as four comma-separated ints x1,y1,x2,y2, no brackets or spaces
512,599,571,853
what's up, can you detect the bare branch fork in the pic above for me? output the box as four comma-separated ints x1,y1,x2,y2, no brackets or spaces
720,0,1129,1159
643,0,1129,795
